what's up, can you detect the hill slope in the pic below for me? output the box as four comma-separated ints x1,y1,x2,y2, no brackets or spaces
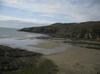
20,21,100,41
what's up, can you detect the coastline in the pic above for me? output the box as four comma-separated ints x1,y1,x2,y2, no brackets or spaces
0,37,100,74
0,26,100,74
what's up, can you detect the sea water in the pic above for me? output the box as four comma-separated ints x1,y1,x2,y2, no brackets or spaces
0,27,67,55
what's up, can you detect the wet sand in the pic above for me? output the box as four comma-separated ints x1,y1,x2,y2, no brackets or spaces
43,42,100,74
32,40,63,49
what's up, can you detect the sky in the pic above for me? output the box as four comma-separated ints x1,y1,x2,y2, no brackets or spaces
0,0,100,28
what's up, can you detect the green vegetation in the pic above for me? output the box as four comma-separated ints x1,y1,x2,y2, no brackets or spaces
20,21,100,41
0,45,58,74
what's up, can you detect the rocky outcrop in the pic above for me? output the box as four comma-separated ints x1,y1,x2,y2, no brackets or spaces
0,45,58,74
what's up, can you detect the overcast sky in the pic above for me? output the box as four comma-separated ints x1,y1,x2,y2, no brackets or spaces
0,0,100,24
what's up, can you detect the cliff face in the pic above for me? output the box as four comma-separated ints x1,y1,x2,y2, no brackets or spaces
20,21,100,41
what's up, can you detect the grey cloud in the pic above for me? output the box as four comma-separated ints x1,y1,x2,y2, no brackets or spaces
61,0,100,22
1,0,100,23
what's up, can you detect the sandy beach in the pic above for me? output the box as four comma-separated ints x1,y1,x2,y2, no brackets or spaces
32,39,100,74
43,42,100,74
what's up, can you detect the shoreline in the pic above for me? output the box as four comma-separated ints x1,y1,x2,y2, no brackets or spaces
0,38,100,74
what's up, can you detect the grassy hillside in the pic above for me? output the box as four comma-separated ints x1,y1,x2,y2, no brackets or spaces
0,45,58,74
20,21,100,41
